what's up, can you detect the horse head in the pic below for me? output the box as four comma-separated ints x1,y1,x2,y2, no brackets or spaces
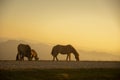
31,49,39,61
75,55,79,61
35,57,39,61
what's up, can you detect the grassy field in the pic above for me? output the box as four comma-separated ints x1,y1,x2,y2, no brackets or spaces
0,68,120,80
0,61,120,80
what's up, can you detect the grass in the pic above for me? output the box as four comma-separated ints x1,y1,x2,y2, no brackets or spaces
0,68,120,80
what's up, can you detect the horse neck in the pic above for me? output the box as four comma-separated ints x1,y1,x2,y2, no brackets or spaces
72,50,79,57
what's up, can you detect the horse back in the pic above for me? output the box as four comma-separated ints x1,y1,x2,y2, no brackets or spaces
51,44,75,55
18,44,31,56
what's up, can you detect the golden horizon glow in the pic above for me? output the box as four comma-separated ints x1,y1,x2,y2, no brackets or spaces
0,0,120,55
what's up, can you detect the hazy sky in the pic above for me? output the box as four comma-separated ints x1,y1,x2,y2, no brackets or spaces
0,0,120,55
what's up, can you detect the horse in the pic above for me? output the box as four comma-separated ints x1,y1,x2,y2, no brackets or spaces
16,44,32,61
31,49,39,61
51,44,79,61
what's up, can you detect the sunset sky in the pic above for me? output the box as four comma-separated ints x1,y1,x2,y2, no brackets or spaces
0,0,120,55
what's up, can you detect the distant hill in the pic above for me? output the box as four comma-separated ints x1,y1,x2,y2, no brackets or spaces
79,50,120,61
0,40,120,61
0,40,52,60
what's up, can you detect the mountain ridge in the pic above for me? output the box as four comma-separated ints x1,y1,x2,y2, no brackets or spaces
0,40,120,61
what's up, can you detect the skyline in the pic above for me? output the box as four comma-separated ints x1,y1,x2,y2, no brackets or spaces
0,0,120,56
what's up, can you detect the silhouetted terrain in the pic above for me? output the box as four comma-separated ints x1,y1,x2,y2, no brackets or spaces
0,40,120,61
0,60,120,80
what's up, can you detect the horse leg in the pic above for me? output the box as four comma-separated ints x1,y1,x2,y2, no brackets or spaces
28,54,32,61
56,56,59,61
21,57,24,61
16,53,19,61
52,56,58,61
66,54,71,61
20,54,24,61
53,56,55,61
30,54,33,60
66,54,69,61
69,53,71,61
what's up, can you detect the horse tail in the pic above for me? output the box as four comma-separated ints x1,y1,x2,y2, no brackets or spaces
51,45,59,58
51,46,56,56
51,48,54,56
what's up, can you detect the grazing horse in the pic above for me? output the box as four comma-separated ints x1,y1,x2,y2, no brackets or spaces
16,44,32,61
51,45,79,61
31,49,39,60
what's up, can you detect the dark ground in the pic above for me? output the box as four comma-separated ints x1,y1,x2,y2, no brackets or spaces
0,69,120,80
0,60,120,80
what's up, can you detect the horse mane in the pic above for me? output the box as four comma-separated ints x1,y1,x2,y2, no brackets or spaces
67,45,79,57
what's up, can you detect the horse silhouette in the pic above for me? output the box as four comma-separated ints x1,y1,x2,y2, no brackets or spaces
31,49,39,60
16,44,32,61
51,44,79,61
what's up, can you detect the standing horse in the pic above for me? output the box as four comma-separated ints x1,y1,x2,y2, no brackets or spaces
16,44,32,61
31,49,39,61
51,45,79,61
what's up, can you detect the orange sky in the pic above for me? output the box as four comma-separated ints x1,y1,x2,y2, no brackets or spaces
0,0,120,55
